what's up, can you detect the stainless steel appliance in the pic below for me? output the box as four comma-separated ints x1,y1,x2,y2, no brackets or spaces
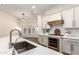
48,28,63,51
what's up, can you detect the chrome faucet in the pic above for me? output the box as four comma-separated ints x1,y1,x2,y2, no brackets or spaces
9,29,22,49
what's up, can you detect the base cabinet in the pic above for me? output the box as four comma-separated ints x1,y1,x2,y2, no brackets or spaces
63,39,71,54
38,35,48,47
38,35,43,44
70,40,79,55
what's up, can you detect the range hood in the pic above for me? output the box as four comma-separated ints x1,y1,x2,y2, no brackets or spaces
47,19,64,26
47,12,64,26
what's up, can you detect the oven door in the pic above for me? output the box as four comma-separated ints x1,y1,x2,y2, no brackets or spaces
48,37,59,51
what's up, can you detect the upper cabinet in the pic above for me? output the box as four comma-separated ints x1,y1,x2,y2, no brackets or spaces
41,6,79,29
74,6,79,28
42,16,50,28
62,6,79,28
37,15,50,34
62,8,74,28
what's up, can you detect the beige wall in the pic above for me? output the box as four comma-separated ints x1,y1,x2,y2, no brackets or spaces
0,10,19,37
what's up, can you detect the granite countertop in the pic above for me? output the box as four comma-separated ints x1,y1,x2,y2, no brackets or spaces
0,36,63,55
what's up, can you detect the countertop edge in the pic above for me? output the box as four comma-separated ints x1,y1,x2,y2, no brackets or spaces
38,33,79,40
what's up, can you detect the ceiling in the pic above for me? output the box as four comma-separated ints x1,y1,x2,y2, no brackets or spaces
0,4,56,18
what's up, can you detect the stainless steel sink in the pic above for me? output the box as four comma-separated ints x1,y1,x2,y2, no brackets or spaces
13,41,36,54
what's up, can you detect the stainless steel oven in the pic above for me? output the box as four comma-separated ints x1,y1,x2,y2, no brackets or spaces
48,37,59,51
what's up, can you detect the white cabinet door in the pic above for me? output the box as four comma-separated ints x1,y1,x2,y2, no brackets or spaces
38,35,48,47
63,39,71,54
62,8,73,28
71,42,79,55
38,15,43,27
38,35,43,44
42,16,50,28
74,6,79,28
42,36,48,47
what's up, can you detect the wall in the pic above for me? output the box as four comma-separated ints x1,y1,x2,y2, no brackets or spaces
45,4,79,36
0,9,19,37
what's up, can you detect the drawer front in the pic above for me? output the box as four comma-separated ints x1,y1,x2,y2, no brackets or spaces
71,42,79,55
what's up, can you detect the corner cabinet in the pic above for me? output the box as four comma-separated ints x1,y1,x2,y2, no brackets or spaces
62,8,74,28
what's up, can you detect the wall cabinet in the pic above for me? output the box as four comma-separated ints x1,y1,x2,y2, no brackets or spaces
38,15,49,29
38,35,48,47
63,39,71,54
74,6,79,28
38,15,50,34
62,6,79,28
62,8,74,28
42,16,50,29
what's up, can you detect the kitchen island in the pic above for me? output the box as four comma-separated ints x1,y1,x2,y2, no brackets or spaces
0,36,63,55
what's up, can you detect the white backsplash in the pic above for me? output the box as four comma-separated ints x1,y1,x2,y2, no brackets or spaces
49,25,65,35
66,29,79,37
49,24,79,37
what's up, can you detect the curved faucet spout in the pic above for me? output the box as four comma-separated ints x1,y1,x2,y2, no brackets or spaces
9,29,22,49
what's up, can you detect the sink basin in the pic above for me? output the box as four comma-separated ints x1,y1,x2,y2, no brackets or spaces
14,41,36,54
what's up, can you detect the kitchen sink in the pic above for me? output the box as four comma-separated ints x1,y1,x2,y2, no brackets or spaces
14,41,36,54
